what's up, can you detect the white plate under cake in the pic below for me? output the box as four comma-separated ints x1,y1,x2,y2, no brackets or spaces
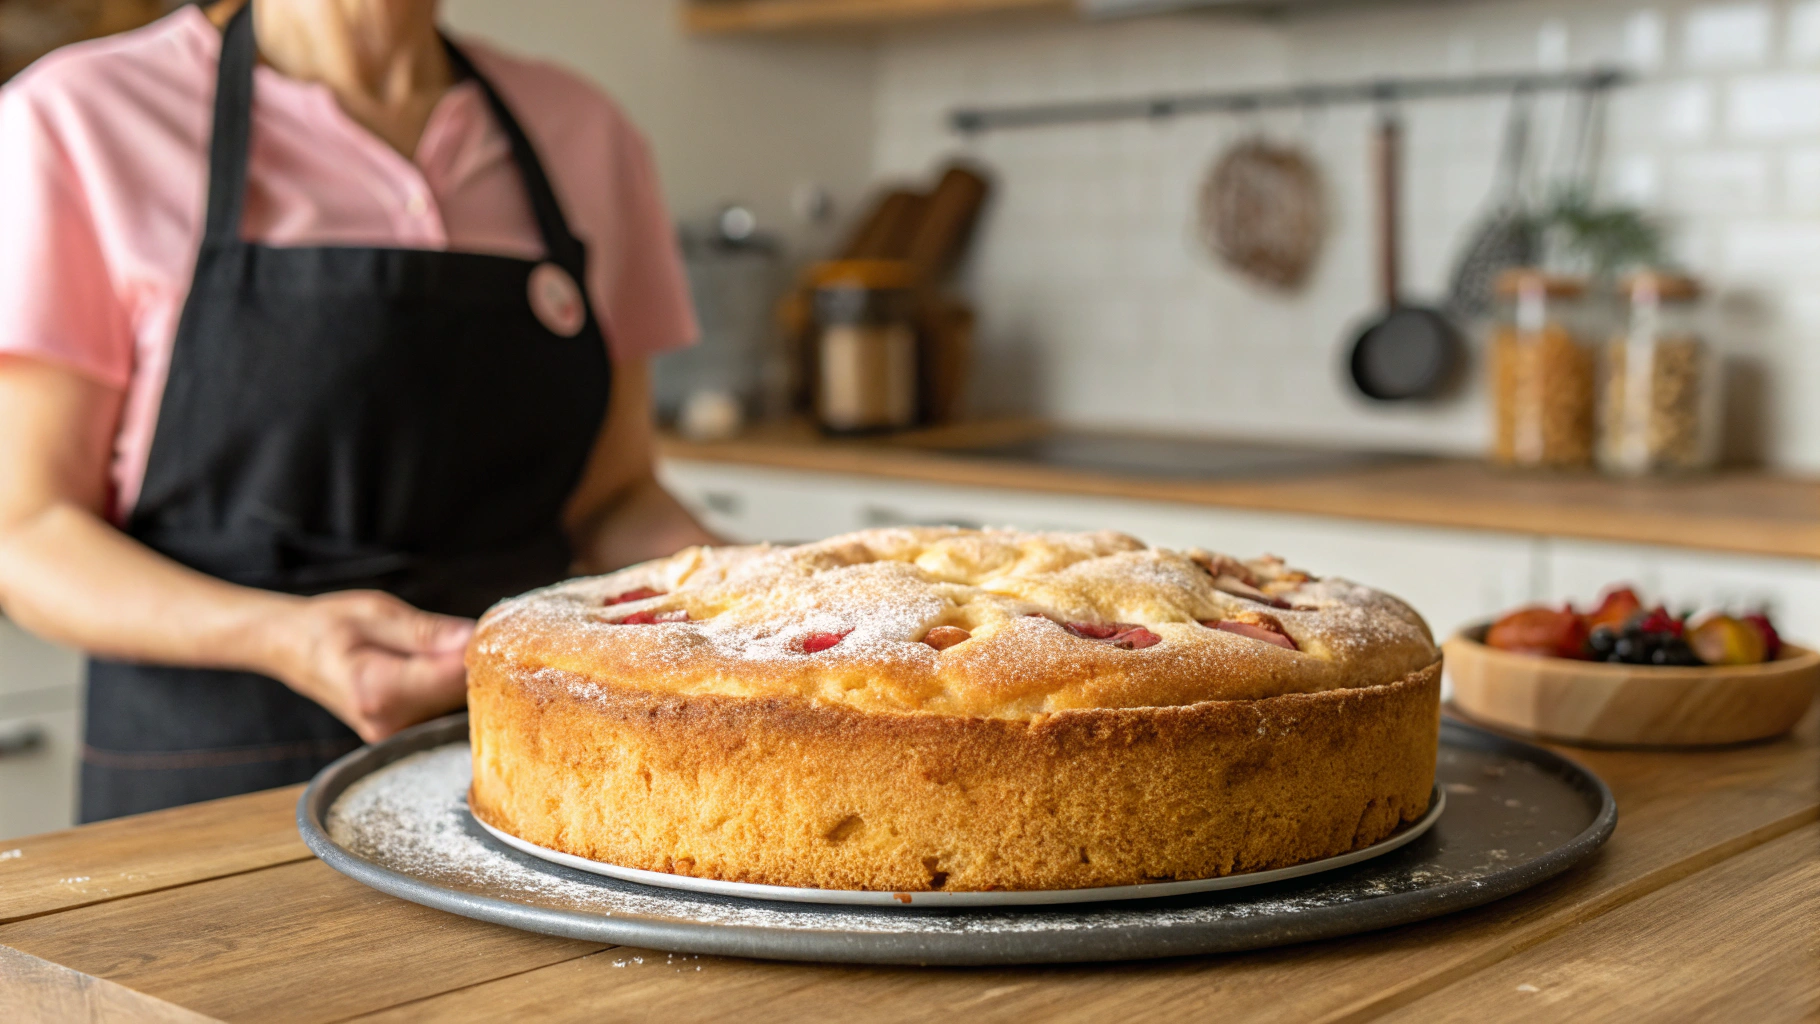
467,528,1442,893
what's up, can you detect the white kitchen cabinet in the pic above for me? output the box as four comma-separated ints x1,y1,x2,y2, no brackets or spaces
0,615,83,700
0,702,80,842
0,616,84,839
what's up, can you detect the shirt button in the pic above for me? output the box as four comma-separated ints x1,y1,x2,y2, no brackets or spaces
406,191,428,217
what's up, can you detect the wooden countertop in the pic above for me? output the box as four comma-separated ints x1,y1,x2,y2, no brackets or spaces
658,421,1820,561
4,707,1815,1023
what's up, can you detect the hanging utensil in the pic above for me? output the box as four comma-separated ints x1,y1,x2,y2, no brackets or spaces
1446,90,1538,321
1197,136,1327,291
1347,111,1463,401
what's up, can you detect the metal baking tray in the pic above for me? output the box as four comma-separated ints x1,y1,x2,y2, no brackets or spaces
299,714,1615,966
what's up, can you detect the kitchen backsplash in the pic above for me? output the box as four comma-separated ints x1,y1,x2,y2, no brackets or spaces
872,0,1820,471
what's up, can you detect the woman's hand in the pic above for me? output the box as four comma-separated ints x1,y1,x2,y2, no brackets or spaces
264,591,474,744
0,359,473,744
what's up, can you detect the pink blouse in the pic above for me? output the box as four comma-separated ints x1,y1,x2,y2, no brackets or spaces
0,7,697,518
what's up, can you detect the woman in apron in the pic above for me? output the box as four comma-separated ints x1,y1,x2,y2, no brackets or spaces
0,0,715,820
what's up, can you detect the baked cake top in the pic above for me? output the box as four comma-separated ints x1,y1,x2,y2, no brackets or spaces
472,527,1438,718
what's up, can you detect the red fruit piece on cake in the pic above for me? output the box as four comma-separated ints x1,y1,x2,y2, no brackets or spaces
604,587,664,606
1062,621,1161,649
1201,612,1299,651
922,626,971,651
618,609,689,625
802,630,852,653
1108,627,1161,650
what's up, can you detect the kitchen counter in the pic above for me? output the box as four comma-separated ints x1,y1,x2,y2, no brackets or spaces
3,708,1814,1023
658,421,1820,561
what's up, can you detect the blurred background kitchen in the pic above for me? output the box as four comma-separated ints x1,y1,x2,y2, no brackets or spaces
4,0,1818,836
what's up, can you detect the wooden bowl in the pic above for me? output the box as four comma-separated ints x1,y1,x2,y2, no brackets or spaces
1444,626,1820,748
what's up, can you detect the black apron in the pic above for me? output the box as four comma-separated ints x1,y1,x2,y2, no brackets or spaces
80,6,612,822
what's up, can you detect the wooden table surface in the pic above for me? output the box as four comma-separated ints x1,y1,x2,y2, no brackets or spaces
659,420,1820,561
3,708,1815,1024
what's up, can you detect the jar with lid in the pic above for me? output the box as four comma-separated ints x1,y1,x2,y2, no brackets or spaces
811,260,919,434
1489,269,1602,469
1597,272,1719,475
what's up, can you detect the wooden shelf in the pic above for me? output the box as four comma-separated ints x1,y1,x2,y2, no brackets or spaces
682,0,1071,34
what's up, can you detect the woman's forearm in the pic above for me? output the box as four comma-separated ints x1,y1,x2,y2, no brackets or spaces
0,500,300,674
569,473,720,576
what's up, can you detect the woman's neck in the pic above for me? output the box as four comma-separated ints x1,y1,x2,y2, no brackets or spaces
209,0,452,159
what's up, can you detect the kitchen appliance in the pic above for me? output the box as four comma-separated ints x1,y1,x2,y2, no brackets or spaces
653,206,783,428
1346,112,1463,401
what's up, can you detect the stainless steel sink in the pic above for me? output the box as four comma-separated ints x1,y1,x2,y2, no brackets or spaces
948,432,1411,480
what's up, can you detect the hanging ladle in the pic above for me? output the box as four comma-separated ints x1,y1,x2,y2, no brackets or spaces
1346,110,1463,401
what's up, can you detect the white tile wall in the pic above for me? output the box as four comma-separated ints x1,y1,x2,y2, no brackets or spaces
871,0,1820,471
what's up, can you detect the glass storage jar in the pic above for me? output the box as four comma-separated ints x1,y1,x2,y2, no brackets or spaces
1597,272,1719,475
1490,270,1602,469
812,260,919,434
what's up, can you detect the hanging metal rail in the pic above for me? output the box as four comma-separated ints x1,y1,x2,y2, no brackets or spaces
949,66,1630,134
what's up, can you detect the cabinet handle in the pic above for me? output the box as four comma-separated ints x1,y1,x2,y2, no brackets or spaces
701,491,744,516
861,505,983,530
0,722,47,759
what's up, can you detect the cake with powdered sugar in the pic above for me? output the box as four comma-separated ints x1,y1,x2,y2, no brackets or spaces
466,527,1441,892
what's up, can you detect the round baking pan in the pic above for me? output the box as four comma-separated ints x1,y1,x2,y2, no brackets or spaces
299,713,1615,966
472,788,1445,907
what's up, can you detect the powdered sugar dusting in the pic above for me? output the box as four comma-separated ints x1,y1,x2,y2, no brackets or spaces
321,739,1590,940
473,528,1440,717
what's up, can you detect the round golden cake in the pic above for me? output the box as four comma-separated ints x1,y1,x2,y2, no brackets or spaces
467,527,1441,892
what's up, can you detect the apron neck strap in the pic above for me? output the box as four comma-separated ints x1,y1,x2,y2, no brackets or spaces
206,4,588,275
439,40,587,273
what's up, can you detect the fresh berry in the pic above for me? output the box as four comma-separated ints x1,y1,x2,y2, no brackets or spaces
1633,607,1684,638
1582,587,1642,632
1587,625,1618,658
